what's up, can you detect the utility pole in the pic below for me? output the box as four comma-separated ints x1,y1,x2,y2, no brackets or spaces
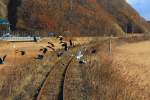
109,35,112,54
131,16,134,34
13,44,16,67
132,23,133,34
125,23,128,37
126,23,127,33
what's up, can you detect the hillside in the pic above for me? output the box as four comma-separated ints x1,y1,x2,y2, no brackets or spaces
0,0,150,36
0,0,7,18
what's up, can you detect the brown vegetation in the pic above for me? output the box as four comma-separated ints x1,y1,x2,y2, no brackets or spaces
63,40,148,100
1,0,150,35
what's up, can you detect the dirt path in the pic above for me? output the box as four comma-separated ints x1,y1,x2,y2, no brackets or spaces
113,41,150,97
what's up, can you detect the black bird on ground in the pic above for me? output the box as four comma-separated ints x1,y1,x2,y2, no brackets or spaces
61,43,68,51
91,49,96,54
0,55,7,64
57,36,64,42
16,50,26,56
34,54,44,60
39,48,48,54
69,40,73,46
79,60,87,64
57,52,63,57
48,42,55,47
46,46,55,51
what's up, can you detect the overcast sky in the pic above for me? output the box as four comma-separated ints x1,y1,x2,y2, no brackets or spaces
127,0,150,20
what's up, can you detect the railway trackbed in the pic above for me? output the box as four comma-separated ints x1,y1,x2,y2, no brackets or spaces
63,58,85,100
34,53,75,100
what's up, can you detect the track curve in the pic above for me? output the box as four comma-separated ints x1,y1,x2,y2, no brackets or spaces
35,53,74,100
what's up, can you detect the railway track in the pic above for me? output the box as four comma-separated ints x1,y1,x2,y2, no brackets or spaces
35,50,75,100
63,58,85,100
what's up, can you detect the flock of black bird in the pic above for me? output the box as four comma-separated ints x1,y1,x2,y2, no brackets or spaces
34,36,72,60
0,36,97,65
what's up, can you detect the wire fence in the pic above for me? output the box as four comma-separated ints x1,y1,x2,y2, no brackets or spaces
0,30,57,42
0,36,41,42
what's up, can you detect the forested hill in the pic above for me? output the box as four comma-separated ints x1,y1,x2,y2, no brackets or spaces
0,0,150,36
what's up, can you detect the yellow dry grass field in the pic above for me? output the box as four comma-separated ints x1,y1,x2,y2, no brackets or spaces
0,42,47,69
113,41,150,98
0,37,150,99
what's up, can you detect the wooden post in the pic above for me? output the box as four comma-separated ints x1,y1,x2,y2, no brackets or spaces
13,44,16,67
126,23,128,37
109,35,112,54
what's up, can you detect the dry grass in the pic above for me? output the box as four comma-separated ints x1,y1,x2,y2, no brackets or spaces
77,43,145,100
0,40,10,46
113,41,150,99
0,52,59,100
64,40,148,100
0,37,149,99
0,39,58,99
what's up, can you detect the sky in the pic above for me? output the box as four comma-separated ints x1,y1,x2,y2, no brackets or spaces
126,0,150,20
